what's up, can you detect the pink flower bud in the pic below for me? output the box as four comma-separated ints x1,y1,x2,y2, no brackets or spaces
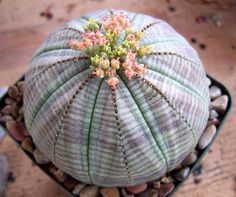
106,68,116,77
93,67,105,78
125,69,135,80
111,58,120,69
68,39,81,50
108,77,119,89
136,64,147,74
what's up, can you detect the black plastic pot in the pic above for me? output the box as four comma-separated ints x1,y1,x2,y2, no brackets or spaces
0,74,232,197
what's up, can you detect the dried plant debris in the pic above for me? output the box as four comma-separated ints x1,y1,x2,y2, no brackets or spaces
195,13,222,27
7,171,16,183
40,4,53,20
199,43,206,50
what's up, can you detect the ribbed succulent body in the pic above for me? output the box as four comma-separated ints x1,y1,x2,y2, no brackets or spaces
24,9,210,187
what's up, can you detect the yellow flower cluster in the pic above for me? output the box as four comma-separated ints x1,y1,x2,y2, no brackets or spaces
69,12,152,89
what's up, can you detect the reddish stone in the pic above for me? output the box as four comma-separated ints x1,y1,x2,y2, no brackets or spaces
6,120,29,141
63,176,80,191
126,183,147,194
158,183,175,197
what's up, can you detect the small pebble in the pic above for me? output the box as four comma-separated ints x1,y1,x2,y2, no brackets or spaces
49,165,67,182
193,165,202,176
0,155,9,197
158,183,174,197
10,102,20,118
209,86,222,100
17,81,25,95
21,137,34,154
209,110,219,119
173,167,190,181
33,149,50,164
206,77,211,86
100,187,120,197
63,177,79,190
198,125,216,149
207,118,220,127
137,188,158,197
18,107,24,116
0,115,13,124
72,183,86,195
160,176,175,184
80,185,100,197
7,86,19,99
126,183,147,194
211,95,228,113
121,187,134,197
4,98,15,105
153,181,161,189
1,105,12,115
181,151,198,166
6,120,29,141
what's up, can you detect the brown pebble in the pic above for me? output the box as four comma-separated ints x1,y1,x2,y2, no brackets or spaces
6,120,28,141
17,81,25,95
198,125,216,149
137,188,158,197
33,149,50,164
7,86,19,99
0,115,13,123
181,151,198,166
63,177,80,191
49,165,67,182
207,118,220,127
72,183,86,195
153,180,161,189
1,105,12,115
173,167,190,181
10,102,20,118
18,107,24,116
100,187,120,197
4,98,15,105
21,137,34,154
126,183,147,194
160,176,175,184
121,187,134,197
158,183,174,197
80,185,100,197
211,95,228,113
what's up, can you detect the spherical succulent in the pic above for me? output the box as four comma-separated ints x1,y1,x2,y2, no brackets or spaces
24,9,210,187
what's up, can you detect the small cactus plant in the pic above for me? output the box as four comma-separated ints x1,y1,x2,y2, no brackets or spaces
23,9,210,187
